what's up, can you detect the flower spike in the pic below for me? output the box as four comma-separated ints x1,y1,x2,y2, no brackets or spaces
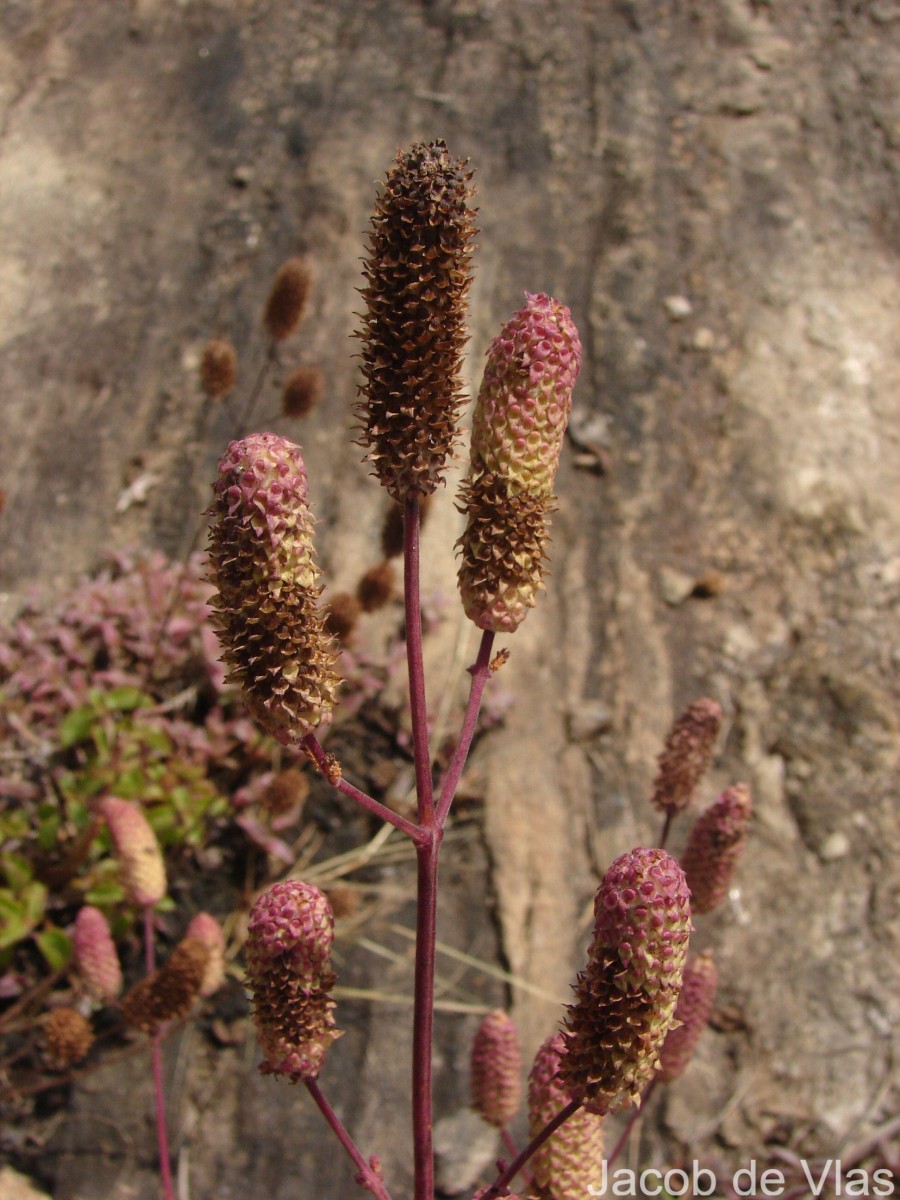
207,433,341,746
457,292,582,633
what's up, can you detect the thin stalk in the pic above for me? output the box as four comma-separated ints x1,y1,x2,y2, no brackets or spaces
143,906,175,1200
659,810,674,849
302,733,426,844
403,494,434,826
435,629,494,827
482,1097,584,1198
411,834,441,1200
305,1078,394,1200
606,1078,655,1168
235,340,277,437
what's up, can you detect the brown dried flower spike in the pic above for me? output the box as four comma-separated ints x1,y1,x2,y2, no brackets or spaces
43,1007,94,1069
264,258,313,342
121,937,210,1033
357,140,477,500
200,338,238,399
282,365,324,419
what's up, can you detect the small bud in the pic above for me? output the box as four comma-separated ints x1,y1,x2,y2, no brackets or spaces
207,434,341,745
680,784,752,914
651,698,722,816
324,592,361,644
186,913,227,997
264,258,313,342
244,881,340,1082
73,905,122,1002
528,1033,605,1200
561,848,692,1113
199,338,238,399
657,951,718,1083
121,937,210,1033
43,1007,94,1069
470,1009,522,1129
282,364,324,419
356,560,395,613
357,140,477,500
100,797,166,907
457,294,582,633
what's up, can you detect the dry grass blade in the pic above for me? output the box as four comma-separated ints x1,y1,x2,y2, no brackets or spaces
333,985,489,1015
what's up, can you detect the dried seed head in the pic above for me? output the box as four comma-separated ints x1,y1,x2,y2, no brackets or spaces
528,1033,605,1200
324,592,361,644
121,937,210,1033
457,472,551,633
73,905,122,1002
282,365,324,419
356,560,395,612
199,338,238,399
186,912,227,997
207,434,341,745
324,885,360,919
357,140,477,500
470,1009,522,1129
244,880,340,1081
657,951,718,1083
43,1007,93,1069
457,294,581,633
264,258,313,342
100,797,166,907
651,698,722,816
560,849,691,1113
260,768,310,817
470,293,582,498
681,784,752,914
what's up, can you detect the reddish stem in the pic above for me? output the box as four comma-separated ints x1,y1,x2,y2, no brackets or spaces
302,733,426,844
143,906,175,1200
660,810,674,849
435,629,495,827
606,1077,656,1168
411,832,441,1200
482,1097,584,1197
304,1078,394,1200
403,495,434,827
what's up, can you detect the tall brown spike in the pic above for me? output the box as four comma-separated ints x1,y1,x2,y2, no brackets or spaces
356,140,477,500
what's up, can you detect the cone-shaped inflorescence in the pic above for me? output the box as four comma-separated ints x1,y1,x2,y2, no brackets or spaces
470,1008,522,1129
657,950,718,1083
681,784,752,914
100,797,166,907
244,880,340,1082
121,937,210,1033
207,434,341,746
651,698,722,817
42,1007,94,1069
357,140,477,500
560,848,691,1113
73,905,123,1002
457,293,582,633
528,1032,605,1200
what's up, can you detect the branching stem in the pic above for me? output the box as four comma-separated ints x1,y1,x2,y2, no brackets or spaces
144,906,175,1200
435,629,494,827
305,1078,395,1200
482,1097,584,1197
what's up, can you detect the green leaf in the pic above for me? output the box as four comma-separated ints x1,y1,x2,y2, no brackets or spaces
0,853,33,891
59,704,97,749
21,880,47,924
36,927,73,971
36,812,61,853
0,893,32,949
85,879,125,906
104,686,149,713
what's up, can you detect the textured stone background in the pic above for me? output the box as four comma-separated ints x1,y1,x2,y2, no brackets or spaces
1,1,899,1197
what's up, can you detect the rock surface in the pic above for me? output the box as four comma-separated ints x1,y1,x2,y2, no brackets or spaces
1,1,898,1196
